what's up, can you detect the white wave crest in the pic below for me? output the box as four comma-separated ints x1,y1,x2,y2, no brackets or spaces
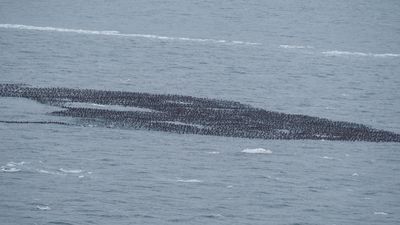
279,45,313,49
206,151,220,154
176,179,203,183
1,161,26,172
37,169,63,175
322,50,399,58
6,161,25,167
374,212,388,215
1,166,21,172
241,148,272,154
59,168,82,173
0,24,260,46
36,205,51,211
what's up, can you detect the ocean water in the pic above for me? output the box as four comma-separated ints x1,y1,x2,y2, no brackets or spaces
1,0,399,224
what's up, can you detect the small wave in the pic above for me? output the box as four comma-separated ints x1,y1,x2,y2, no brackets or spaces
241,148,272,154
1,161,25,172
322,50,399,58
59,168,82,174
1,166,21,172
0,24,260,46
36,205,51,211
37,169,62,175
206,151,220,154
279,45,313,49
6,161,25,167
374,212,388,215
176,179,203,183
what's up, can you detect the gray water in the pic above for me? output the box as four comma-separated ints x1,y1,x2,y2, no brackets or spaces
1,1,400,224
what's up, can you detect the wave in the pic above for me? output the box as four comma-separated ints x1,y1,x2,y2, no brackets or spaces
0,23,260,46
322,50,399,58
1,161,25,172
6,161,25,167
37,169,63,175
1,167,21,172
206,151,220,154
241,148,272,154
36,205,51,211
59,168,82,173
279,44,313,49
176,179,203,183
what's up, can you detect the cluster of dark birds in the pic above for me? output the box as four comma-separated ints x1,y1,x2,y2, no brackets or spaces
1,83,399,142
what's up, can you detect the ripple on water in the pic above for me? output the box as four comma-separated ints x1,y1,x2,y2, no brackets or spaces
176,179,203,183
36,205,51,211
59,168,82,174
241,148,272,154
374,212,388,215
1,167,21,172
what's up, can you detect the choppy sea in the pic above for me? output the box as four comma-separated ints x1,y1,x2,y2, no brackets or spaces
1,1,399,224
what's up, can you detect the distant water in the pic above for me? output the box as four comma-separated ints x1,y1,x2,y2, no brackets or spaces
1,1,400,225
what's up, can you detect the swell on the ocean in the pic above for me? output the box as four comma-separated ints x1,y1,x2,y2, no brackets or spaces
1,24,398,58
0,23,261,46
279,44,399,58
322,50,399,58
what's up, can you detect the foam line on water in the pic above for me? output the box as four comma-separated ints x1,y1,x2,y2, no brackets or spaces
241,148,272,154
322,50,399,58
0,24,261,46
176,179,203,183
59,168,82,173
279,44,314,49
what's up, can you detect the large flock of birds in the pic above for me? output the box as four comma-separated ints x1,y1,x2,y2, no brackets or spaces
1,83,399,142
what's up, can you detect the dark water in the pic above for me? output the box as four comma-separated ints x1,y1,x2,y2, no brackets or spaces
1,1,400,224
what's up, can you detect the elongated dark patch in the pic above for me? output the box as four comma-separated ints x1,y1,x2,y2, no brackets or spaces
1,83,399,142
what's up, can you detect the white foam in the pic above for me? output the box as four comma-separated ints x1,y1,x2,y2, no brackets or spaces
279,45,313,49
322,50,399,58
36,205,51,211
6,161,25,167
321,156,333,160
374,212,388,215
1,166,21,172
37,169,62,175
176,179,203,183
59,168,82,174
206,151,220,154
352,173,359,176
0,24,260,46
241,148,272,154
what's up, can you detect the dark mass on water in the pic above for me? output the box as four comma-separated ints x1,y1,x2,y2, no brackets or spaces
1,83,399,142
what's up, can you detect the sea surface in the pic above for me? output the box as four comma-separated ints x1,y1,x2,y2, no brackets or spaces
1,1,400,224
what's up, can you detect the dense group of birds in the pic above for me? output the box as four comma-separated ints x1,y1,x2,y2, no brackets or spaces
1,83,399,142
